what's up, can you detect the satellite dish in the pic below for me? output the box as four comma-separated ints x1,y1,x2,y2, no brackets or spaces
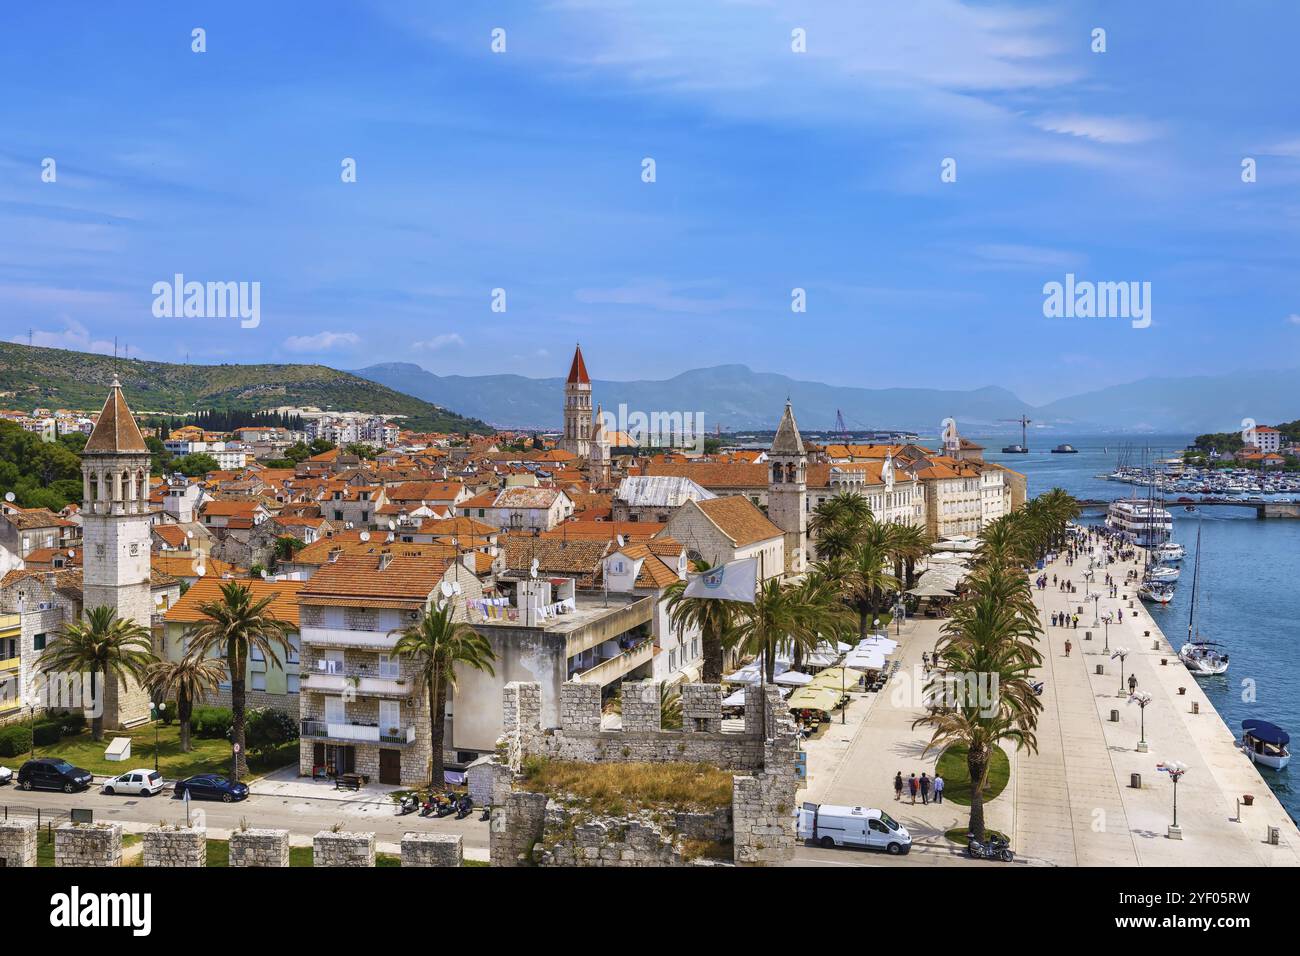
529,558,539,579
388,519,396,530
451,581,462,595
68,550,75,559
185,530,193,539
359,531,370,542
3,492,13,502
260,568,270,579
195,564,206,577
386,532,395,542
440,580,454,597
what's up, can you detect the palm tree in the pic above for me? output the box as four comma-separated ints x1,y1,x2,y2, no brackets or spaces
663,559,738,683
914,561,1044,841
142,654,228,753
40,607,155,742
887,523,932,590
732,577,846,684
185,582,292,779
810,491,873,558
842,532,901,638
392,602,496,787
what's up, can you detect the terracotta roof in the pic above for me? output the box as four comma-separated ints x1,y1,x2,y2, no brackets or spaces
694,496,784,547
644,460,767,490
493,487,566,509
152,525,190,548
501,535,611,580
165,577,304,627
566,345,590,385
387,481,465,502
4,507,70,531
539,520,662,541
298,553,443,604
151,554,243,579
201,500,266,517
84,378,148,454
610,544,682,589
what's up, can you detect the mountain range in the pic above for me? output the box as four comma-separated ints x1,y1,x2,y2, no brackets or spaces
356,361,1297,435
0,343,491,434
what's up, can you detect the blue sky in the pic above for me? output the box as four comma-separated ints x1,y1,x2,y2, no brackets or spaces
1,0,1298,404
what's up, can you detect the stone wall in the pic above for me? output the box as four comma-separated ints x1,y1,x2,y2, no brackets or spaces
313,830,375,867
229,828,290,867
490,790,547,867
491,679,801,867
54,822,123,867
467,756,513,808
142,825,206,867
401,832,463,867
0,819,37,867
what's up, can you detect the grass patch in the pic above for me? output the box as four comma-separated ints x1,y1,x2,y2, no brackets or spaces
519,757,733,815
14,724,296,780
681,839,732,862
944,826,1010,846
935,745,1010,806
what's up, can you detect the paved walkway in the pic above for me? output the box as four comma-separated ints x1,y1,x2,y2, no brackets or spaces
1023,539,1300,866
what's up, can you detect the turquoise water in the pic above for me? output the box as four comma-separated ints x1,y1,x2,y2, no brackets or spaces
976,436,1299,822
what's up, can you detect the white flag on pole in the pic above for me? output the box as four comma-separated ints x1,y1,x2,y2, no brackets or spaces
682,557,758,603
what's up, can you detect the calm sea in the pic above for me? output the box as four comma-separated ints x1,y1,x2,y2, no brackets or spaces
973,435,1299,822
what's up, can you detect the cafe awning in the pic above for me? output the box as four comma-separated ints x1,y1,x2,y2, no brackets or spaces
787,686,843,713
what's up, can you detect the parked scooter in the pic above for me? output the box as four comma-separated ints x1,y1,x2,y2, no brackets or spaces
967,832,1014,862
395,793,419,816
434,790,459,818
454,794,474,820
419,793,438,817
479,806,491,822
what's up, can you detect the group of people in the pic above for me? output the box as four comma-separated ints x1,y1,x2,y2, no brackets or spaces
1050,610,1079,628
894,770,944,805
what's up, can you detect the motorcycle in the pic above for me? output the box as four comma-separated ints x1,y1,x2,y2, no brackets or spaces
395,793,419,816
967,832,1014,862
454,795,474,820
479,806,492,822
434,791,459,818
419,794,438,817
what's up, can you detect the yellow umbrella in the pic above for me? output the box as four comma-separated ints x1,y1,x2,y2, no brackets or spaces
786,686,842,713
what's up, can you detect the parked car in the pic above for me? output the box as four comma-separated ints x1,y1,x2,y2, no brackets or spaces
17,757,94,793
0,765,13,786
174,773,248,802
102,769,164,796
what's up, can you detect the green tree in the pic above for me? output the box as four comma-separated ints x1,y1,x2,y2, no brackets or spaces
40,607,155,742
183,582,293,778
142,653,228,752
663,558,738,684
392,603,496,786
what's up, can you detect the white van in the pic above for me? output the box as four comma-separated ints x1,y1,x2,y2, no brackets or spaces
798,802,912,854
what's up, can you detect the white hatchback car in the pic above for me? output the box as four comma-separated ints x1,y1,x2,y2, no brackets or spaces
102,769,164,796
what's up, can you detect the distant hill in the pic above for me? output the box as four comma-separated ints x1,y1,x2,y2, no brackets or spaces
356,362,1039,432
0,343,491,434
357,361,1300,434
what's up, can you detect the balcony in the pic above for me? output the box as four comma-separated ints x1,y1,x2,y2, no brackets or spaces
300,626,399,651
300,719,416,746
572,638,654,687
302,669,408,698
0,656,18,675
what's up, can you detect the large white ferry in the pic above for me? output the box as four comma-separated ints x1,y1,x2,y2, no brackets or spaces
1105,498,1173,548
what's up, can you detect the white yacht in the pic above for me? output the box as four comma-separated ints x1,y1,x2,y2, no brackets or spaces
1145,565,1179,583
1241,720,1290,770
1139,581,1174,605
1106,498,1173,548
1178,521,1228,676
1154,542,1185,563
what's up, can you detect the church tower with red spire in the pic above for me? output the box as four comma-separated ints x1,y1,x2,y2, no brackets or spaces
560,344,592,458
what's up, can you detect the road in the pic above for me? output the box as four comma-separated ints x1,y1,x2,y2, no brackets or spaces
0,781,491,856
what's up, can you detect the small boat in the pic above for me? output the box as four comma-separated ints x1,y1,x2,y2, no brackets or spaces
1145,565,1179,583
1001,443,1028,454
1139,582,1174,605
1154,542,1185,564
1179,640,1228,676
1051,444,1079,454
1242,720,1290,769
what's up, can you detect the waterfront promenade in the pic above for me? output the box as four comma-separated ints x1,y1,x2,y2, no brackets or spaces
795,544,1300,867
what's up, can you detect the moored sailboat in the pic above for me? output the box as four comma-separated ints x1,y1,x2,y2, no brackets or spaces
1178,521,1228,676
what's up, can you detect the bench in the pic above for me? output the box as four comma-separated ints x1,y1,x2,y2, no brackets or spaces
104,737,131,762
335,773,362,791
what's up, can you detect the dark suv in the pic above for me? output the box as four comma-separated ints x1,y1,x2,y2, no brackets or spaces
18,758,94,793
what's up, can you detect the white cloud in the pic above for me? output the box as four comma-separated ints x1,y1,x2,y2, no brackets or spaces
12,319,119,356
1033,114,1158,145
412,333,465,351
1287,313,1300,326
282,331,361,352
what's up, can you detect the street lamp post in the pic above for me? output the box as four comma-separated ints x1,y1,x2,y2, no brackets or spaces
153,701,167,772
1164,761,1187,839
1131,691,1152,752
1102,614,1111,653
1092,593,1101,628
1113,648,1130,697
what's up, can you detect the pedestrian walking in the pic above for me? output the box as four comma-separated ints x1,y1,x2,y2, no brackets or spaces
1128,673,1138,695
894,771,904,802
1065,638,1072,657
933,773,945,804
908,773,918,805
919,772,931,805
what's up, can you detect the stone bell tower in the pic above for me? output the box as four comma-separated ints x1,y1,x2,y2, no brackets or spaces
767,401,808,575
80,377,154,727
560,344,592,459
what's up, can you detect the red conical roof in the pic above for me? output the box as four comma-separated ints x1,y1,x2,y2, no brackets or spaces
566,345,590,385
